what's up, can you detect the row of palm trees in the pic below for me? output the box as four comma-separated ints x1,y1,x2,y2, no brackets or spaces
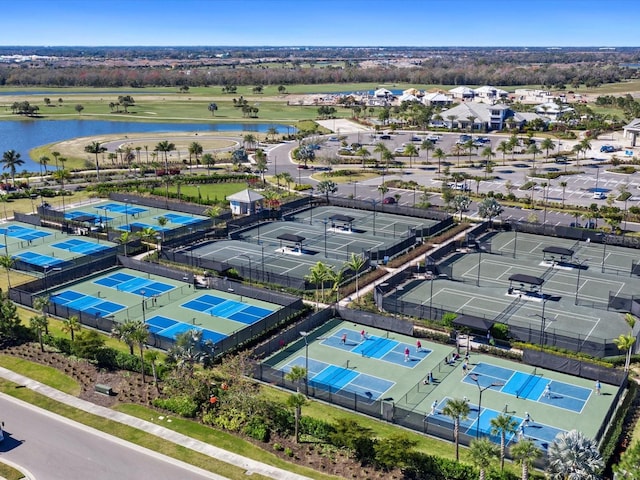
442,396,603,479
304,253,367,305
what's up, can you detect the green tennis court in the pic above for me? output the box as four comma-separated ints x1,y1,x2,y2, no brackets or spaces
266,319,620,447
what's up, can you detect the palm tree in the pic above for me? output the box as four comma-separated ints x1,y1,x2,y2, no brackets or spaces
280,172,294,192
2,150,25,186
421,139,434,164
527,142,542,172
0,254,14,289
111,319,138,355
144,349,160,388
559,181,568,208
546,430,603,480
382,149,395,174
442,397,470,460
51,151,61,171
243,134,257,150
140,226,158,252
254,149,268,182
541,137,555,160
468,438,500,480
38,155,50,176
84,141,107,182
286,393,307,443
285,365,307,393
572,144,583,167
482,146,494,173
579,138,592,160
207,102,218,116
330,267,346,304
378,183,389,200
373,142,388,168
346,253,366,304
61,315,81,341
117,231,135,256
129,320,149,383
614,333,636,372
497,141,509,165
30,315,48,352
404,143,419,168
452,143,465,167
510,439,541,480
507,135,519,162
433,148,446,173
304,263,326,305
490,413,518,470
188,141,203,168
154,140,176,169
356,147,370,168
33,295,51,333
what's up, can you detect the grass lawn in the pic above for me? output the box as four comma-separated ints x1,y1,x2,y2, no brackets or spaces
311,171,379,184
0,462,24,480
165,182,248,203
0,355,80,395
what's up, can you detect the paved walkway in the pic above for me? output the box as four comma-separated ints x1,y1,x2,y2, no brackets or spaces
0,367,313,480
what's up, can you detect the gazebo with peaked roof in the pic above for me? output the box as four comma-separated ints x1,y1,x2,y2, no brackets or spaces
226,189,264,216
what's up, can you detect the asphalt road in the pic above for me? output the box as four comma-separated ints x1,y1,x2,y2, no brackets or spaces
0,394,222,480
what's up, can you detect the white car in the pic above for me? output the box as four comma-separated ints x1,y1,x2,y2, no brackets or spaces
593,192,606,199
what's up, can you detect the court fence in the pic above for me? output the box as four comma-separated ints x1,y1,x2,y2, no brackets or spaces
13,211,41,226
109,192,212,217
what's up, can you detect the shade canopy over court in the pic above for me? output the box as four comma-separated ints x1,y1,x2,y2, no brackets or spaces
542,246,574,262
508,273,544,287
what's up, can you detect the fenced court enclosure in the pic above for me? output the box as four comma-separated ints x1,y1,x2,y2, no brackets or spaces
43,267,298,352
1,221,118,274
377,230,640,357
260,318,621,454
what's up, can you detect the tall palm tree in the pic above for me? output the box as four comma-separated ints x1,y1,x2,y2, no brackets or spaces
84,141,107,182
286,393,307,444
285,365,307,393
111,319,138,355
280,172,294,192
490,413,518,470
346,253,366,305
541,137,555,160
572,144,583,167
452,143,465,167
117,231,135,256
188,141,203,168
129,320,149,383
2,150,24,186
378,183,389,200
154,140,176,169
201,152,216,174
381,149,395,174
510,439,541,480
403,143,419,168
527,142,542,172
30,314,48,352
421,139,434,164
373,142,388,169
442,397,470,460
546,430,603,479
497,140,509,166
61,315,82,341
243,134,257,150
38,155,50,176
33,295,51,333
51,151,61,171
356,147,370,168
614,333,636,372
560,181,568,208
468,438,500,480
0,254,14,289
144,349,160,388
433,148,446,173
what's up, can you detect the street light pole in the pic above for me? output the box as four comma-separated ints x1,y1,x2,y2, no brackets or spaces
470,374,504,439
300,331,309,396
323,218,328,258
309,189,314,225
601,235,608,273
141,290,146,322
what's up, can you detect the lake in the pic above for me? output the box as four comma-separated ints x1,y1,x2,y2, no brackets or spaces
0,119,295,172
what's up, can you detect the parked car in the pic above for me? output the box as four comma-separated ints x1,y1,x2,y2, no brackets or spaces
456,134,472,144
593,191,606,199
328,136,339,142
426,134,441,142
411,136,422,142
379,134,392,140
600,145,618,153
382,196,397,204
394,147,406,154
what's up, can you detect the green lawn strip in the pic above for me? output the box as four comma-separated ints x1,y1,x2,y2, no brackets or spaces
0,462,25,480
0,379,279,480
0,355,80,395
115,404,341,480
165,182,248,202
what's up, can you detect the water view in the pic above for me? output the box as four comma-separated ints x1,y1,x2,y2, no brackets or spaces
0,119,295,171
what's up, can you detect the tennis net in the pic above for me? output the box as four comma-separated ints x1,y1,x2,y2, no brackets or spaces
515,367,539,399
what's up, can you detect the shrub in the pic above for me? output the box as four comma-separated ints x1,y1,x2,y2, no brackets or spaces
244,416,270,442
284,447,294,457
300,416,336,441
492,322,509,340
273,443,284,451
441,312,458,328
153,395,199,418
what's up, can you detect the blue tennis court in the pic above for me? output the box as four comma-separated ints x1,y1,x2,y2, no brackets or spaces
283,356,394,401
52,289,125,317
145,315,227,343
0,225,51,241
181,294,274,325
161,213,202,225
429,397,565,451
13,251,67,268
94,272,174,297
52,238,111,254
99,203,148,215
465,363,591,413
321,328,432,368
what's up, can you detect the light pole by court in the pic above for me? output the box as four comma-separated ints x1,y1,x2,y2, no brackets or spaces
371,199,380,235
308,189,314,225
239,254,252,286
601,234,608,273
141,290,146,322
574,258,590,305
469,374,504,439
124,198,130,230
428,271,434,320
476,245,487,287
43,265,63,297
322,218,329,258
300,331,309,396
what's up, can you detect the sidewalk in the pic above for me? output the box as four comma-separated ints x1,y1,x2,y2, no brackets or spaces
0,367,313,480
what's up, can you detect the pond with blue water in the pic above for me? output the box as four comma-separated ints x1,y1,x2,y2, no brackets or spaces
0,119,294,171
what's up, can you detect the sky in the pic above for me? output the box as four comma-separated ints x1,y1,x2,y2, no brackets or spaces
1,0,637,47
